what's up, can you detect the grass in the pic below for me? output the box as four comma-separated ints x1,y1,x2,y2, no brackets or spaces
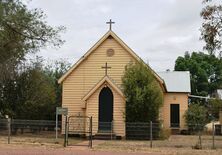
1,134,222,155
93,135,222,155
0,134,82,148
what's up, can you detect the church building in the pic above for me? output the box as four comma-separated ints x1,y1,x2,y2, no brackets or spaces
58,21,191,138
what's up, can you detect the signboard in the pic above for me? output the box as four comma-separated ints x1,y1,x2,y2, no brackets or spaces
220,111,222,124
56,107,68,116
56,107,68,140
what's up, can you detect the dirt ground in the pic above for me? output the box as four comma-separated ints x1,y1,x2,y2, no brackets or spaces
0,138,156,155
93,135,222,155
0,135,222,155
0,149,154,155
0,135,81,148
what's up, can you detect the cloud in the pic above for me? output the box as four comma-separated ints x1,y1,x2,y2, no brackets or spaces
24,0,205,71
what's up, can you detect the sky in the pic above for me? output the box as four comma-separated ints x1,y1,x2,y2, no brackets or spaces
24,0,205,71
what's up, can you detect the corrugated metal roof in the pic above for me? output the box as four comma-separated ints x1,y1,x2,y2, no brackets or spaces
216,89,222,99
157,71,191,93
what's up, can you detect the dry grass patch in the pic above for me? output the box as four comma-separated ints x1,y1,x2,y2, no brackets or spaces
0,135,82,148
94,135,222,155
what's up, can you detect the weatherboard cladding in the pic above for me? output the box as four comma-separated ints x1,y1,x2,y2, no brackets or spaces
60,29,190,134
61,32,133,135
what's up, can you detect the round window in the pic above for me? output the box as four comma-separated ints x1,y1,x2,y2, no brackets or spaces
107,49,114,57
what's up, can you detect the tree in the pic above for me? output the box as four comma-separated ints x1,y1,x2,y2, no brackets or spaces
175,52,222,97
184,103,207,132
16,63,56,120
200,0,222,56
0,57,70,119
0,57,54,119
43,59,71,112
0,0,65,119
184,103,208,149
208,99,222,120
122,62,163,122
0,0,65,81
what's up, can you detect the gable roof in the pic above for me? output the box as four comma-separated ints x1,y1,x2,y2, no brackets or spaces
82,75,124,102
157,71,191,93
58,30,165,89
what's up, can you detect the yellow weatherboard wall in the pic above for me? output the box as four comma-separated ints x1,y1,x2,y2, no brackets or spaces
61,32,135,136
161,93,188,129
59,30,189,137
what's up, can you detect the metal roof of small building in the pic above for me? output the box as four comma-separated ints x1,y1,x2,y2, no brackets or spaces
157,71,191,93
216,89,222,99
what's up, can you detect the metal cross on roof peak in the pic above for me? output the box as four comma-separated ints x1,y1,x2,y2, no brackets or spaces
106,19,115,31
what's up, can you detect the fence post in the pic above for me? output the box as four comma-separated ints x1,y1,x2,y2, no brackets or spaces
64,116,68,147
111,121,113,140
150,121,152,148
6,116,11,144
56,112,58,140
212,121,215,149
89,116,92,148
8,118,11,144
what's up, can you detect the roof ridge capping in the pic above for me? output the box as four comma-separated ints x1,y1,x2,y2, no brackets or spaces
158,71,190,73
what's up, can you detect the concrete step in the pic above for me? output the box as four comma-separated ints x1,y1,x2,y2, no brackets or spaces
94,132,116,140
171,128,180,135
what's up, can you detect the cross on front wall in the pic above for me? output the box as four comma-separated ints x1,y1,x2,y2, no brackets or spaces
101,62,111,76
106,19,115,30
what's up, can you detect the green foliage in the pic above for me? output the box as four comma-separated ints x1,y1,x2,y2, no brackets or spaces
175,1,222,105
15,65,56,120
0,0,66,120
200,0,222,55
159,128,171,140
208,99,222,120
184,103,207,132
122,62,163,122
175,52,222,98
43,59,71,110
0,0,65,81
0,57,70,120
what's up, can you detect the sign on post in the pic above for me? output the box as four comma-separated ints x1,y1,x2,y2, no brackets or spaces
56,107,68,140
56,107,68,115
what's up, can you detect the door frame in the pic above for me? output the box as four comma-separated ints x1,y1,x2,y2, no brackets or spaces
98,86,113,131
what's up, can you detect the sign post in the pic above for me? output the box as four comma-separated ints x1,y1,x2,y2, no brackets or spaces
56,107,68,140
5,115,11,144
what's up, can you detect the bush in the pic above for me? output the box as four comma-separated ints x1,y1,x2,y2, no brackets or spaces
184,103,207,133
159,128,171,140
122,61,163,122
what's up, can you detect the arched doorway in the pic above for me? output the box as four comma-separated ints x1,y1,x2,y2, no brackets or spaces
98,86,113,131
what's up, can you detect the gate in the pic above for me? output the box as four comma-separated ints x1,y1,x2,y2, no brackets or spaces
65,116,92,148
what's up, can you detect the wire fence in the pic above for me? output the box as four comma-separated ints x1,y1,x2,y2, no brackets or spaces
0,118,62,145
0,119,61,135
94,121,222,149
0,118,222,150
66,116,92,147
126,122,160,140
